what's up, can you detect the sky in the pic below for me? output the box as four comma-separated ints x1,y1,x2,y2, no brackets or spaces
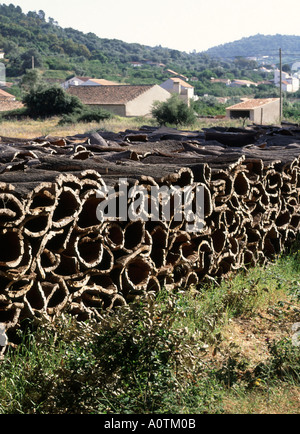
3,0,300,53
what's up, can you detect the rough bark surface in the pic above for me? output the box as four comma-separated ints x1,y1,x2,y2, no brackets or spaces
0,124,299,352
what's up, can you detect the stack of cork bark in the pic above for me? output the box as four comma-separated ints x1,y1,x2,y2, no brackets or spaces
0,123,299,348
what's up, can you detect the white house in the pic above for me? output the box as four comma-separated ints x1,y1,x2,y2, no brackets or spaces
61,77,121,89
281,81,293,92
0,51,4,60
288,76,299,92
274,69,300,92
229,79,258,88
160,77,194,106
61,76,91,89
274,69,290,85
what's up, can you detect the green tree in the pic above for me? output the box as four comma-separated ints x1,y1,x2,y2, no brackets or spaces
23,85,83,117
152,94,196,126
20,48,43,72
20,69,42,92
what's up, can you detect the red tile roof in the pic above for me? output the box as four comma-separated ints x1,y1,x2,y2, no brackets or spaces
227,98,279,110
0,100,24,112
87,78,120,86
0,88,14,99
67,85,156,105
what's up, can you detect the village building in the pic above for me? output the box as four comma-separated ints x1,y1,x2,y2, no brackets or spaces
129,60,165,68
0,88,24,112
61,76,91,89
165,69,189,81
67,84,170,117
160,77,194,106
61,77,121,89
226,98,280,124
0,51,4,60
210,78,232,86
229,79,258,88
274,69,300,92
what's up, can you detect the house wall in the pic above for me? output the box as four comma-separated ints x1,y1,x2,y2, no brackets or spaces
252,100,280,124
290,77,299,92
274,70,290,85
125,85,170,117
160,79,176,92
160,79,194,106
282,82,293,92
62,78,85,89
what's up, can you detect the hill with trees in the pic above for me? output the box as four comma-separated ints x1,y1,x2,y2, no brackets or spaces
1,2,300,121
205,34,300,64
0,3,275,90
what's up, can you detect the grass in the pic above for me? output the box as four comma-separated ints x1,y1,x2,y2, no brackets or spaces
0,244,299,414
0,115,247,139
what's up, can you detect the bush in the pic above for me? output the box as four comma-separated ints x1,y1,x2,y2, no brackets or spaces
0,293,206,414
192,95,226,117
58,108,113,125
77,108,112,123
152,94,196,126
23,85,83,118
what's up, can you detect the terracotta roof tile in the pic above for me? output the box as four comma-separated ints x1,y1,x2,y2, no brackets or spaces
227,98,279,110
0,89,14,99
0,100,24,112
87,79,120,85
67,85,155,105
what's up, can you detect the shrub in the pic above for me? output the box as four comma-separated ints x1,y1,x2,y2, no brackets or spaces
58,108,113,125
152,94,196,126
23,85,83,118
77,108,112,123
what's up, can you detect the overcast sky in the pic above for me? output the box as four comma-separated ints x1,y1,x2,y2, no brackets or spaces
3,0,300,52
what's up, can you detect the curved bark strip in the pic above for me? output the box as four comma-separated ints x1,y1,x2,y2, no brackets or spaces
75,190,102,232
0,229,25,269
25,183,58,216
74,232,104,269
123,220,145,252
0,125,299,345
0,193,24,227
103,222,124,251
52,186,81,229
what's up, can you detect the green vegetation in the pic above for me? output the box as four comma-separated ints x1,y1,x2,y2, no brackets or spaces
283,100,300,121
23,85,83,118
58,107,113,125
2,3,300,121
0,3,278,99
0,243,299,414
152,94,196,126
0,84,113,125
192,96,227,117
205,34,300,63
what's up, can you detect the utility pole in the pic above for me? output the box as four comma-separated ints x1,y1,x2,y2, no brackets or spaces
32,56,35,70
279,48,282,123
